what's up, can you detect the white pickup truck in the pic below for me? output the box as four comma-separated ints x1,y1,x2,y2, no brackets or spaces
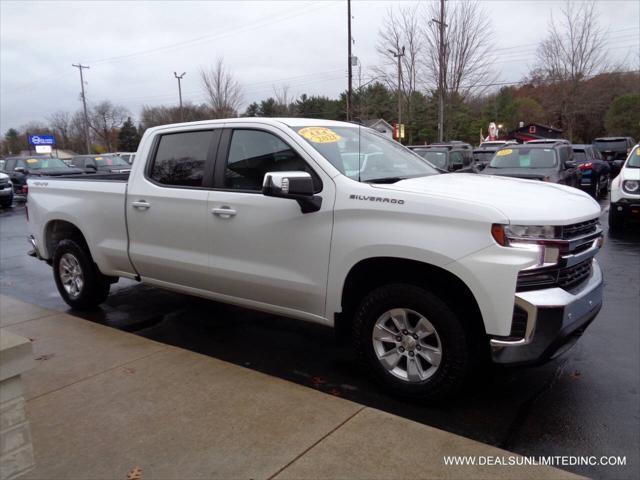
26,118,604,399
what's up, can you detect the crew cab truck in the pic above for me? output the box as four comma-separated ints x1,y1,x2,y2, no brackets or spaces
26,118,604,400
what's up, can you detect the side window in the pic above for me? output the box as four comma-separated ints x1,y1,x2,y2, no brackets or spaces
224,129,318,191
450,151,463,167
5,160,15,171
558,147,569,165
150,130,212,187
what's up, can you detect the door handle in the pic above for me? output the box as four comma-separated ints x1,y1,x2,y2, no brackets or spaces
211,206,237,217
131,200,151,210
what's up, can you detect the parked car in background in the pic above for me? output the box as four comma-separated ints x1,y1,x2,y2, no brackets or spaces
71,154,132,174
0,157,84,195
526,138,572,145
479,140,517,148
473,146,501,170
0,172,13,208
609,144,640,229
593,137,636,176
408,143,476,173
480,142,581,187
115,152,136,164
572,144,610,198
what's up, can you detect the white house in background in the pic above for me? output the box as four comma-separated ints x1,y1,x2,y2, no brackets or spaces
363,119,393,139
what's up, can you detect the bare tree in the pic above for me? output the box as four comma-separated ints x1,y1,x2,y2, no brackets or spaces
422,0,494,98
200,58,243,118
47,111,72,150
374,5,423,97
89,101,130,152
272,85,294,115
373,4,423,141
535,0,608,139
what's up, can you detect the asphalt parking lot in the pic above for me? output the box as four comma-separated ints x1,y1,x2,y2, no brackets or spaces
1,199,638,479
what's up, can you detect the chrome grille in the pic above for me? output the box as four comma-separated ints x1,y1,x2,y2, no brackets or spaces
561,219,598,239
557,259,593,290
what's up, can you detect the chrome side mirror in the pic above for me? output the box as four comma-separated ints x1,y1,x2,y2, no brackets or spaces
262,171,321,213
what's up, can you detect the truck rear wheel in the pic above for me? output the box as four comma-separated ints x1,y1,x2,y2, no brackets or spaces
353,284,473,400
53,239,110,309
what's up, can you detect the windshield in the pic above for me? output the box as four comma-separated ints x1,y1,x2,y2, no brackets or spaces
23,158,68,170
94,155,129,168
489,148,557,169
413,149,448,169
295,126,437,182
593,139,626,151
628,146,640,168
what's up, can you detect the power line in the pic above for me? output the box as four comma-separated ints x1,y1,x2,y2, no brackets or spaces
86,1,326,66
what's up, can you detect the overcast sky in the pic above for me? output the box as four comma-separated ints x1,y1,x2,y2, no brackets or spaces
1,0,638,131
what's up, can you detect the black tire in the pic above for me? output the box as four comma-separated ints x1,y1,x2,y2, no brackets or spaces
0,199,12,208
599,175,609,198
353,283,475,401
608,207,624,231
53,239,110,309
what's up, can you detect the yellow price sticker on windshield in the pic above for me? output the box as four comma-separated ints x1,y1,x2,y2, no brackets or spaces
299,127,341,144
496,149,512,156
26,158,38,164
95,156,103,161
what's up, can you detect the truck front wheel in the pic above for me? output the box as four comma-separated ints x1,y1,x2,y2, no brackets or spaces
353,284,474,400
53,239,110,309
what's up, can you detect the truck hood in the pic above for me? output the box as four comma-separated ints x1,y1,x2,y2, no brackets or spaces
373,173,601,225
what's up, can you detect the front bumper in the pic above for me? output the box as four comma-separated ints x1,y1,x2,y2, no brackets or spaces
490,260,603,365
611,199,640,221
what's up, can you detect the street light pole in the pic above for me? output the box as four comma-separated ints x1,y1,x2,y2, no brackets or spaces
432,0,447,142
388,47,405,135
347,0,353,121
72,63,91,154
174,72,186,122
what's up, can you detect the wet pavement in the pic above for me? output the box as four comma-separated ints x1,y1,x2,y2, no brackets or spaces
1,199,638,479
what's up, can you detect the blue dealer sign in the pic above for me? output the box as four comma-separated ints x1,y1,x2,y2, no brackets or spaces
28,135,56,146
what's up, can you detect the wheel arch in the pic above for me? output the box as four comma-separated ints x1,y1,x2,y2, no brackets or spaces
335,257,487,344
43,219,90,260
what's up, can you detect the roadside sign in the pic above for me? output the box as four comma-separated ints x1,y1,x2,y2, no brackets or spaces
28,135,56,146
35,145,52,154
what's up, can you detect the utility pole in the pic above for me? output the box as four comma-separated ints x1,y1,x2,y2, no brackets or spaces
174,72,186,122
347,0,353,121
388,46,405,136
432,0,447,142
72,63,91,153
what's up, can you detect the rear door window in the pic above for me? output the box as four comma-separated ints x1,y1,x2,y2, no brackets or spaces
150,131,214,187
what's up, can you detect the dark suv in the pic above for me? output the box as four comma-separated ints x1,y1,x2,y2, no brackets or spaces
593,137,636,174
71,154,132,174
1,157,84,195
408,142,476,173
572,144,610,198
480,142,581,187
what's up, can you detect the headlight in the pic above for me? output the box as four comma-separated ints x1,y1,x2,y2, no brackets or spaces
492,224,562,267
504,224,559,239
623,180,639,194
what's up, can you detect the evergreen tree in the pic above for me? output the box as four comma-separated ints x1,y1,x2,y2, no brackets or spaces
117,117,141,151
3,128,21,155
